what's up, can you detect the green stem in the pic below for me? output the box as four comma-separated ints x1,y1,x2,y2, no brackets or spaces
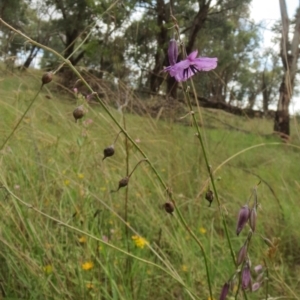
183,83,236,267
0,86,42,151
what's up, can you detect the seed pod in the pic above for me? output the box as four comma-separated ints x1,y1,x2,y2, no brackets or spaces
163,202,174,214
111,176,129,193
41,72,53,85
118,177,129,189
205,190,214,207
73,105,85,122
103,145,115,161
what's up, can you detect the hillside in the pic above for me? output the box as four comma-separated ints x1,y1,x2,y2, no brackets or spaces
0,69,300,299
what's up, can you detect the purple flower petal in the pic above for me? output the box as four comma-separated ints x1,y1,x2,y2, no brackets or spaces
164,49,218,82
194,57,218,71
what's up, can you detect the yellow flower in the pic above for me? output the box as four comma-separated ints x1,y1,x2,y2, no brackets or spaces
86,282,94,289
78,236,87,244
181,265,188,272
199,227,207,234
132,235,148,249
64,179,70,186
82,261,94,271
78,173,84,179
100,186,107,191
43,264,53,274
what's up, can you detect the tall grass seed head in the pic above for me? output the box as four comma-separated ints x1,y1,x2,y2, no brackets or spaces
103,145,115,160
41,72,53,85
236,205,250,236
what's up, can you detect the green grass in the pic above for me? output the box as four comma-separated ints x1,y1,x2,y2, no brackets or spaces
0,69,300,299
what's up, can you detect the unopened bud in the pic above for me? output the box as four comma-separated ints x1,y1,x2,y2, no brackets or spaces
219,282,230,300
168,39,178,66
241,262,251,290
237,244,247,266
249,207,257,232
252,282,261,292
163,202,174,214
103,145,115,160
73,105,85,123
41,72,53,85
236,205,250,236
111,177,129,193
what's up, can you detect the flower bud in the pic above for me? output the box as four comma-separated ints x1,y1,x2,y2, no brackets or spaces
205,190,214,207
168,39,178,66
163,202,174,214
236,205,250,236
103,145,115,160
241,262,251,290
41,72,53,85
73,105,85,122
237,244,247,266
252,282,261,292
249,207,257,232
219,282,230,300
254,264,263,273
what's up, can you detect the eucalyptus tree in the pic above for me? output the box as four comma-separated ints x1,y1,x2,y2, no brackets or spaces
125,0,257,100
0,0,31,62
274,0,300,136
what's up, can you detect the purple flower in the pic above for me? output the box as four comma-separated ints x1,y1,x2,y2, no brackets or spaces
219,282,230,300
164,50,217,82
242,263,251,290
168,39,178,66
236,205,250,236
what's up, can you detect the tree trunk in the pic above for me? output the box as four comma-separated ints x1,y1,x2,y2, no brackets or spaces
149,0,168,93
22,46,39,69
274,1,300,136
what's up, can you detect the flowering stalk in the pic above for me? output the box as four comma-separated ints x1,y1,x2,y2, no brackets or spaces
183,85,236,266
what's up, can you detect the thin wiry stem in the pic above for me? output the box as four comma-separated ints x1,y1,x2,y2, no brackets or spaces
183,83,236,268
0,86,42,151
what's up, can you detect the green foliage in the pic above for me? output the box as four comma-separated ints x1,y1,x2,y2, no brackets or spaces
0,70,300,299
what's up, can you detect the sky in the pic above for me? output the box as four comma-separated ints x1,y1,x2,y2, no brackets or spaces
250,0,300,113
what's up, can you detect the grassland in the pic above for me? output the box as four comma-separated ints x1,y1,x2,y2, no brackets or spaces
0,69,300,300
